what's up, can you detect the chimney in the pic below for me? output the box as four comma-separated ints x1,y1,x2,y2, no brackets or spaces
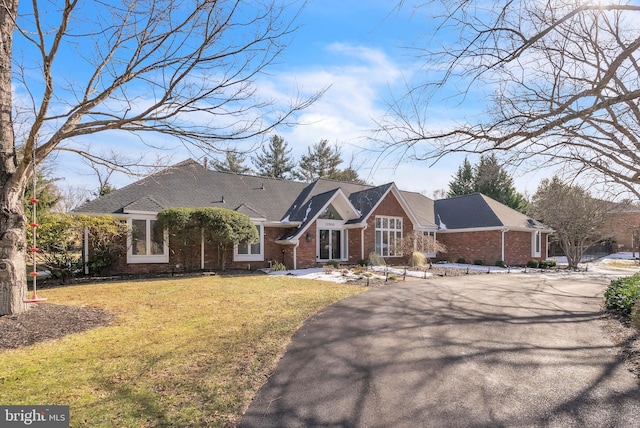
203,157,208,169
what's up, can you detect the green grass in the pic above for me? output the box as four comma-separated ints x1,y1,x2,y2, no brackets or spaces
0,274,365,427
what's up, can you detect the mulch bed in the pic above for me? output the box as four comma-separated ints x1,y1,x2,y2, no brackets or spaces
0,304,113,350
601,312,640,379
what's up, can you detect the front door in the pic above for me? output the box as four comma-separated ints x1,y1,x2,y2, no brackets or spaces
317,218,346,261
319,229,342,260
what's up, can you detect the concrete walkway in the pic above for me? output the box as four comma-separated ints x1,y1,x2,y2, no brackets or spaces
241,274,640,428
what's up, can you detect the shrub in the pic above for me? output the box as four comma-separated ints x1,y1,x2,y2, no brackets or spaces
605,274,640,317
368,252,386,266
527,260,539,268
409,251,427,267
270,261,287,272
473,259,484,266
495,260,505,268
632,300,640,331
358,259,369,267
325,260,339,268
538,259,557,269
456,258,466,264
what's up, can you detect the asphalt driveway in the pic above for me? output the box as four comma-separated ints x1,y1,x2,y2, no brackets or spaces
241,274,640,428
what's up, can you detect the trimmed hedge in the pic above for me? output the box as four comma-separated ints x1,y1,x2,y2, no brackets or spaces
604,273,640,317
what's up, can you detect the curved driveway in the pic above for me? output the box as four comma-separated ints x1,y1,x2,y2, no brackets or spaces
241,274,640,427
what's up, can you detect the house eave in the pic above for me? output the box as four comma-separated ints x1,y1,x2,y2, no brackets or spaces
71,211,129,220
438,226,554,233
275,239,299,245
265,221,302,228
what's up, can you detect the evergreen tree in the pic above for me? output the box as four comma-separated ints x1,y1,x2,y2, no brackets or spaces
24,169,62,222
97,183,117,197
447,154,528,212
295,139,342,182
212,150,252,174
252,135,296,179
474,154,527,212
331,166,368,184
447,158,475,197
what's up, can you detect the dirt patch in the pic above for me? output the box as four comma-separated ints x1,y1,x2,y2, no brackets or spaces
0,304,113,350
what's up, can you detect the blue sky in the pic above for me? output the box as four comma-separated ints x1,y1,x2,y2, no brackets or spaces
44,0,551,199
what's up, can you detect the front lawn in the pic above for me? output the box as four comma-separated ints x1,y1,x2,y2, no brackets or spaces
0,274,365,427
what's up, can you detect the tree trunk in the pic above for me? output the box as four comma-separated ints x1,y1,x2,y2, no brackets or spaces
0,0,28,315
0,217,28,315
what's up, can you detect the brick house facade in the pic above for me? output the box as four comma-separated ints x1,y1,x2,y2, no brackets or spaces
74,160,552,275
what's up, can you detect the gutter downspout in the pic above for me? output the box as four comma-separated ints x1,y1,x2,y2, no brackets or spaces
201,228,205,270
501,228,509,263
361,223,368,261
84,227,89,275
293,241,299,270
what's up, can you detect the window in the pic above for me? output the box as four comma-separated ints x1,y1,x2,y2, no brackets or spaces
319,205,342,220
316,217,347,261
532,231,541,257
234,224,263,261
128,217,168,263
420,231,438,257
375,216,403,257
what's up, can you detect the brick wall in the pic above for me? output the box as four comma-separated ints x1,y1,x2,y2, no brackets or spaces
438,231,502,265
97,225,302,275
363,191,414,266
347,227,364,264
602,212,640,251
437,230,549,266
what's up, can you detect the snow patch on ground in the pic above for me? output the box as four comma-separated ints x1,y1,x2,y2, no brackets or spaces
266,252,640,284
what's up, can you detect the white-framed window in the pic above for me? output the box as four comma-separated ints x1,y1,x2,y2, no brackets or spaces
127,216,169,263
375,216,403,257
532,231,542,257
420,231,438,258
234,224,263,262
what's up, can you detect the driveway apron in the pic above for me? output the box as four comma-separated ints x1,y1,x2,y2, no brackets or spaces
241,274,640,427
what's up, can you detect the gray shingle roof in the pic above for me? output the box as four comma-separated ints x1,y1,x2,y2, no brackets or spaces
434,193,549,231
74,160,548,236
347,183,394,224
399,191,437,228
73,159,308,221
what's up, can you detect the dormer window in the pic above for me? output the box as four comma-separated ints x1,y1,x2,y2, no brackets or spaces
319,204,342,220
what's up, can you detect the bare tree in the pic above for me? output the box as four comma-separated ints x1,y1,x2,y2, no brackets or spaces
529,176,610,269
80,149,173,197
377,1,640,197
0,0,322,315
54,186,91,213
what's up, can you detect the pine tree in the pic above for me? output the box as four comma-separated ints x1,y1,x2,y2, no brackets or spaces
295,139,342,182
447,155,528,212
252,135,296,179
474,154,527,212
212,150,252,174
447,158,475,197
24,170,62,221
